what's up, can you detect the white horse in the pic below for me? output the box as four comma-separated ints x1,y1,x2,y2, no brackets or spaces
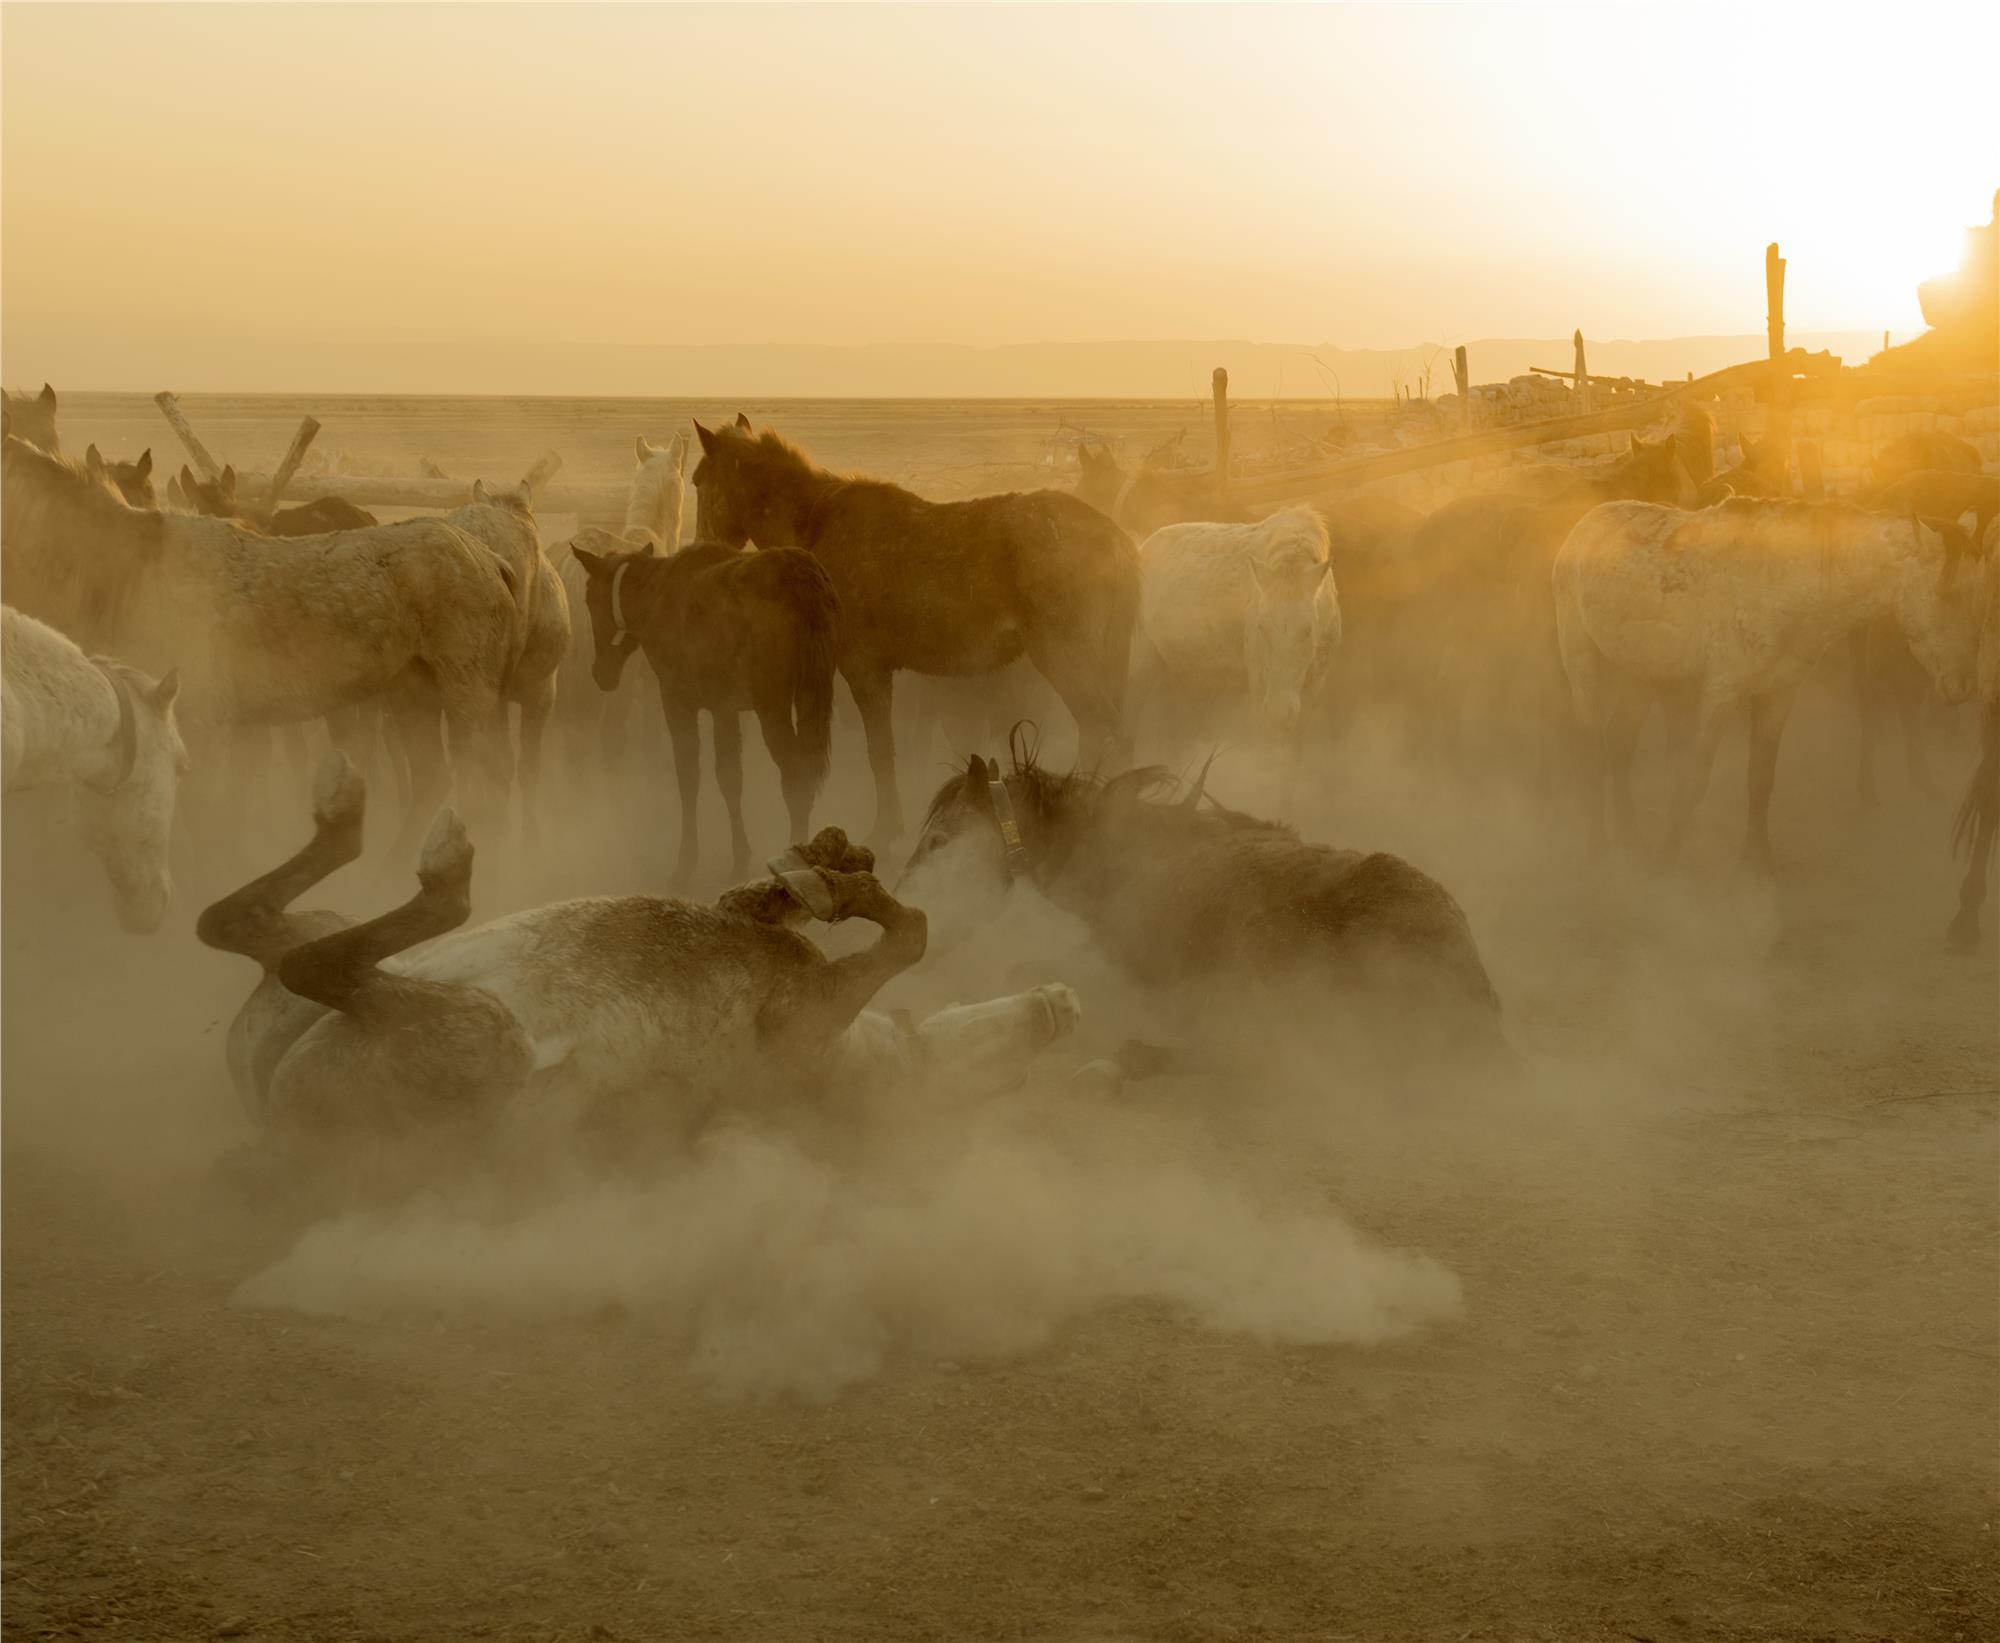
1132,506,1340,796
2,606,186,932
198,755,1079,1179
1554,498,1989,865
550,432,689,781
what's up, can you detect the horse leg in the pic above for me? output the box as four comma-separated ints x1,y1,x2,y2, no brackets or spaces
514,679,555,847
1743,686,1798,871
435,678,512,850
752,697,813,846
387,700,449,862
845,663,904,848
1896,678,1937,800
765,868,929,1068
660,690,702,889
1660,690,1730,863
196,753,367,970
1850,630,1880,805
1947,703,2000,951
712,708,753,883
1021,632,1125,774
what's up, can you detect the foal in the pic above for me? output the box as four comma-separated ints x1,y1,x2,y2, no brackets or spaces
570,540,838,885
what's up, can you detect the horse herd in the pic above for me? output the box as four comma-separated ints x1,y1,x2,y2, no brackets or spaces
2,380,1997,1187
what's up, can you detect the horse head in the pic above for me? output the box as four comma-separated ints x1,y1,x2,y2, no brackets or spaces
78,662,187,935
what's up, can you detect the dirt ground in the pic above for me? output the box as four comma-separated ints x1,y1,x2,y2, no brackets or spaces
5,397,1997,1642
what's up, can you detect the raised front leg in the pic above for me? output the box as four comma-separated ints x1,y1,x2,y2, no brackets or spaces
711,708,753,882
1744,686,1800,870
659,692,702,889
197,753,367,971
763,868,929,1065
844,663,904,848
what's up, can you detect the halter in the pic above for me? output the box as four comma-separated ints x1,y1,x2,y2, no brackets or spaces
986,772,1030,880
609,559,636,647
84,663,139,795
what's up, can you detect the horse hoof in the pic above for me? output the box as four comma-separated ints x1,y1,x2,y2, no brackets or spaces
418,807,473,880
770,863,836,922
311,751,367,828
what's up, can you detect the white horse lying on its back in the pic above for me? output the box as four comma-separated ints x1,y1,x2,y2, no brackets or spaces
1133,506,1341,771
1554,498,1988,865
1,605,186,932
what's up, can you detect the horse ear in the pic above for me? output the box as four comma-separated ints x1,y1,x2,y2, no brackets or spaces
641,538,661,557
151,668,180,711
963,754,988,796
513,479,533,508
693,420,718,456
734,412,753,432
135,448,152,478
85,443,104,474
180,464,197,493
220,466,236,497
471,478,490,504
39,383,55,408
671,430,690,473
571,546,604,576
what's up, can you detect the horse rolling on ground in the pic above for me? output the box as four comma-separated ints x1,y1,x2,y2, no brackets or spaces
692,415,1139,844
1074,442,1253,538
0,434,520,841
570,538,837,884
549,431,690,781
1132,506,1340,805
1553,499,1991,868
1947,530,2000,950
904,746,1502,1054
1,606,186,933
197,754,1080,1185
2,382,60,452
179,464,379,535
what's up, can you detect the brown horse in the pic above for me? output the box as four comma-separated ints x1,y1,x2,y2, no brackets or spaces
691,416,1139,842
180,464,379,534
569,538,838,884
79,444,155,507
1074,442,1252,537
2,383,59,453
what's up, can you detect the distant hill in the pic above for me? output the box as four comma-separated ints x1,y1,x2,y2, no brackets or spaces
6,331,1893,400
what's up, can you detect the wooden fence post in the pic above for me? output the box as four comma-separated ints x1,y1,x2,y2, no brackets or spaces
153,392,224,481
1453,346,1470,430
1765,242,1793,493
1573,329,1592,414
1212,367,1231,502
266,417,321,506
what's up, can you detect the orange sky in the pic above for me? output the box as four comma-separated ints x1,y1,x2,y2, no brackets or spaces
3,2,1994,392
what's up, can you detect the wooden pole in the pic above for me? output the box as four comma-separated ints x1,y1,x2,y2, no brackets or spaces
1573,329,1592,414
1765,242,1793,493
1453,346,1471,430
1211,367,1231,502
153,392,224,480
265,417,321,506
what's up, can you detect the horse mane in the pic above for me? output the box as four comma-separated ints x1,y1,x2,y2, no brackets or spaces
708,425,912,510
1,435,167,638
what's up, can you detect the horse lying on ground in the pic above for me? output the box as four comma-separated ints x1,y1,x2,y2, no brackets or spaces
692,415,1139,843
570,538,837,884
1,434,519,838
178,464,379,535
905,747,1502,1051
2,606,186,933
2,383,59,453
1554,499,1990,867
197,755,1080,1182
1132,506,1340,803
550,431,690,782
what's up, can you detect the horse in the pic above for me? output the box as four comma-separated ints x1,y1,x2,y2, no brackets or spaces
691,415,1139,843
549,431,690,782
1,434,519,838
2,383,59,452
1074,442,1252,537
178,464,379,535
2,606,186,933
1131,507,1339,802
1947,535,2000,950
904,746,1502,1050
1553,499,1991,867
569,538,837,885
1873,430,1983,487
196,754,1080,1178
84,444,155,507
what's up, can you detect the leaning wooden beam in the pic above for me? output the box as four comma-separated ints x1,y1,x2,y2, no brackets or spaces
265,417,321,506
520,450,563,498
153,392,224,480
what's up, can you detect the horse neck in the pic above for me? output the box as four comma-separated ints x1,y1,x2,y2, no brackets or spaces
623,461,684,545
768,462,848,548
2,446,167,637
4,630,125,790
621,556,694,639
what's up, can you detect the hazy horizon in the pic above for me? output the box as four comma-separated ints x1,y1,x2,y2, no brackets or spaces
5,2,1995,398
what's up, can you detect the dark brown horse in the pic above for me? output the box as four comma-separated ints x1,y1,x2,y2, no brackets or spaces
1074,442,1252,537
1874,430,1982,487
905,748,1502,1049
569,536,838,885
180,465,378,535
691,416,1139,842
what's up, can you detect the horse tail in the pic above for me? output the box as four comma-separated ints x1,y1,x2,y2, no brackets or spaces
1953,699,2000,863
769,549,838,796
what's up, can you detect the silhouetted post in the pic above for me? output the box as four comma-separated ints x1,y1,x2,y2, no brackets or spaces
1765,243,1793,493
1573,330,1592,414
1212,367,1231,501
265,417,321,506
154,392,224,481
1453,346,1470,429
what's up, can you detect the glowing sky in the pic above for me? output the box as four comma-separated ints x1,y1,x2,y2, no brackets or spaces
3,2,1994,388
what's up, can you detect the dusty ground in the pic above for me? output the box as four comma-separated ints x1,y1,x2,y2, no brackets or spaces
5,397,1997,1642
